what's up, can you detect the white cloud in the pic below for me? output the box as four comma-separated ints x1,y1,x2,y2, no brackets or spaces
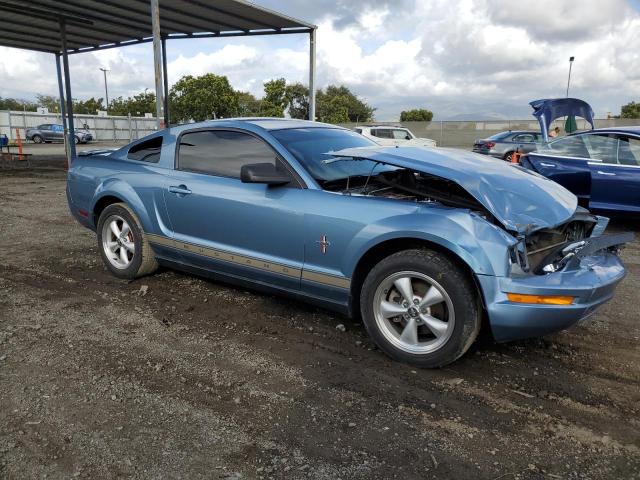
1,0,639,120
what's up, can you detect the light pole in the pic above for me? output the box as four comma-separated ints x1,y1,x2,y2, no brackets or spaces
100,67,110,113
566,56,575,98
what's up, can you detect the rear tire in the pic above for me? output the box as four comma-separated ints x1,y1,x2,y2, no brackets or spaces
360,249,481,368
504,152,514,162
97,203,158,280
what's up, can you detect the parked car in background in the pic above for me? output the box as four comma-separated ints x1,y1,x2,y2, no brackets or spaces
355,125,437,147
67,118,631,368
473,130,542,161
521,127,640,213
25,124,93,144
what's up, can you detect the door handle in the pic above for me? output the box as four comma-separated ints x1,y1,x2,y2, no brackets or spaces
168,185,192,195
539,162,556,167
596,171,616,176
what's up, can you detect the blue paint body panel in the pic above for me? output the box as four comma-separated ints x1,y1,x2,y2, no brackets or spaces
66,118,630,342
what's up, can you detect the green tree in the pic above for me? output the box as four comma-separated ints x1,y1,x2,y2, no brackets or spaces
236,91,261,117
36,94,60,112
620,101,640,119
73,97,105,114
316,85,374,123
0,97,36,111
400,108,433,122
285,82,309,119
170,73,239,122
260,78,287,117
109,91,156,116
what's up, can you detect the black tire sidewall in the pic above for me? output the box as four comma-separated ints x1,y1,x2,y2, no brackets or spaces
360,250,479,368
97,204,144,279
33,135,43,144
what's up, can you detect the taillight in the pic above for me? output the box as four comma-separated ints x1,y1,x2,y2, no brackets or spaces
485,142,496,149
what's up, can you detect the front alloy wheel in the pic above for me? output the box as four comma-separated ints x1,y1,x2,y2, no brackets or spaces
360,249,481,367
373,271,455,355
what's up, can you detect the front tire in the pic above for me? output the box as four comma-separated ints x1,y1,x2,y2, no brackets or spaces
360,249,481,368
32,135,43,144
97,203,158,279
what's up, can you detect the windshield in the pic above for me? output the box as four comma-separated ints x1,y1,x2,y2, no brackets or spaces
271,127,395,183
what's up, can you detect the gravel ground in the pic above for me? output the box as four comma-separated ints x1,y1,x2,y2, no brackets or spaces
1,159,639,479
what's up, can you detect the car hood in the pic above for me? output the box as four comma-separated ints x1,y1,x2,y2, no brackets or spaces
329,146,577,234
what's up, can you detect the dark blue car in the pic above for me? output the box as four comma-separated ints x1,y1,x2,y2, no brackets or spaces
522,127,640,213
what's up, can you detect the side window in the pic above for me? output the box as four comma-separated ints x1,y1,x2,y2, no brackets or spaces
392,129,410,139
375,129,393,139
178,130,277,178
39,124,51,131
514,134,535,143
53,125,64,132
582,134,618,163
545,135,589,158
617,136,640,166
128,136,163,163
354,128,362,134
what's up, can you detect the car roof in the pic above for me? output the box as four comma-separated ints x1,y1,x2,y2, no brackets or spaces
588,126,640,135
170,117,342,132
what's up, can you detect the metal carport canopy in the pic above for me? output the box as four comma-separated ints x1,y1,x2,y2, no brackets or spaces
0,0,317,163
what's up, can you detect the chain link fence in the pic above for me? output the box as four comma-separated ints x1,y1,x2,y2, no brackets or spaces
2,111,637,148
340,118,638,148
0,110,158,143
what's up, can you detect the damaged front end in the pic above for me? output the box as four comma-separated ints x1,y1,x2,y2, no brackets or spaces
509,212,633,276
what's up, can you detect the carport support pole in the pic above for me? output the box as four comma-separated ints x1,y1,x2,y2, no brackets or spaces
60,19,77,164
55,54,70,162
161,37,170,127
151,0,164,129
309,29,316,121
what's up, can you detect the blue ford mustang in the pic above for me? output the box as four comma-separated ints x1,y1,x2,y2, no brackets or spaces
66,118,632,367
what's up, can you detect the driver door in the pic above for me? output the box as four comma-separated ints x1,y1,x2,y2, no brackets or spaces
163,129,307,291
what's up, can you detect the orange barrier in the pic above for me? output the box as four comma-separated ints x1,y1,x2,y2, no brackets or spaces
511,151,521,163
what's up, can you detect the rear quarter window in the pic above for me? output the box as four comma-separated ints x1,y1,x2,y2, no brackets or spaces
128,136,163,163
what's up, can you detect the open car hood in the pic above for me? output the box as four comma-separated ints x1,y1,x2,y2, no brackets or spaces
329,146,577,234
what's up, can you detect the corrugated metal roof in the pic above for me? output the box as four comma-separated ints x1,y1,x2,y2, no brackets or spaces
0,0,315,54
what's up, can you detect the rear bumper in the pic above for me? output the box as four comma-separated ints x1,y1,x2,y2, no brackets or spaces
472,148,501,158
477,251,627,342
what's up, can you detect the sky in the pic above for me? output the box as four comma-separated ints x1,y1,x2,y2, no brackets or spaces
0,0,639,120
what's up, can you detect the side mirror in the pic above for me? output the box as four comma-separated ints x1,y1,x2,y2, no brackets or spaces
240,163,291,185
405,135,411,140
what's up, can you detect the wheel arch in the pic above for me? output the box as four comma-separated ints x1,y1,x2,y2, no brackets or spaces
349,237,486,319
91,181,153,232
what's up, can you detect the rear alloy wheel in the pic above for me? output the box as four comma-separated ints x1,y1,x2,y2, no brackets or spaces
32,135,43,144
74,136,80,144
360,249,481,367
97,203,158,279
504,152,514,162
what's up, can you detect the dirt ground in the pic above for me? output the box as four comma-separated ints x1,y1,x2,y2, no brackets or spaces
1,159,639,480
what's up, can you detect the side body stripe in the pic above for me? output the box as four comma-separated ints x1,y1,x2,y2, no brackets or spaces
146,233,351,289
